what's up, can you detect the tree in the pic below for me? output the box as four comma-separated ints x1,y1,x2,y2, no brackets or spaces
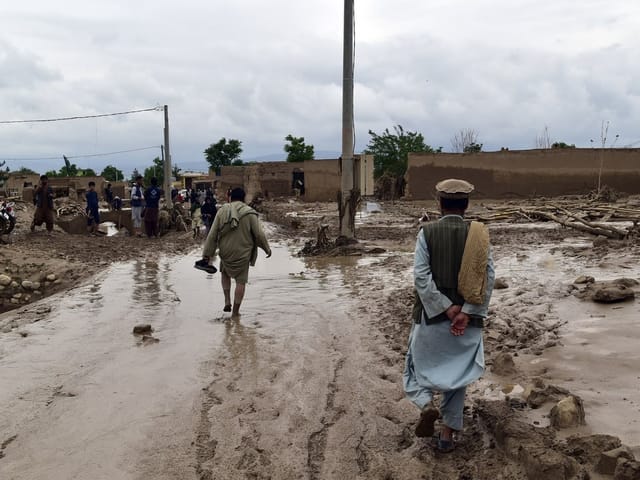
463,142,483,153
365,125,438,179
78,168,97,177
451,128,480,153
535,126,552,149
143,157,165,186
0,161,8,185
60,156,78,177
551,142,576,149
100,165,125,182
15,166,38,175
204,138,242,172
284,134,314,162
232,159,244,166
172,163,182,181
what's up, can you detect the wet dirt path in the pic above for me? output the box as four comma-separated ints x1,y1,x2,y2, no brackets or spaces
0,243,417,480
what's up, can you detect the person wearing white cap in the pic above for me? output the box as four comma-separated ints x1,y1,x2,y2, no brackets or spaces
403,178,495,453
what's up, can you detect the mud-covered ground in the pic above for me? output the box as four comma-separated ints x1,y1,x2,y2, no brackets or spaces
1,196,640,479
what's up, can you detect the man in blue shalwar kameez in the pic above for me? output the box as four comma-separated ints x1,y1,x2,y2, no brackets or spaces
403,178,495,453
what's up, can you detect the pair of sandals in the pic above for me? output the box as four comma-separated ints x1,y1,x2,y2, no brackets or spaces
414,406,456,453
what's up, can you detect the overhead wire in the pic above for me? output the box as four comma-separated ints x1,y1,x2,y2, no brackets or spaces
0,146,162,163
0,106,162,125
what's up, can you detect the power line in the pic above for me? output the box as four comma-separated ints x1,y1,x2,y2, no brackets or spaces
0,106,162,125
0,145,162,162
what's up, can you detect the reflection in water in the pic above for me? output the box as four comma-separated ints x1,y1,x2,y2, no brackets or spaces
131,259,162,311
223,318,258,373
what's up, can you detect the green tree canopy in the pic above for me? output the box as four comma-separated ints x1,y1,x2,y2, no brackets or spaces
284,134,314,162
204,138,242,172
463,142,483,153
100,165,125,182
552,142,576,149
365,125,439,178
78,168,97,177
139,157,180,187
14,166,38,175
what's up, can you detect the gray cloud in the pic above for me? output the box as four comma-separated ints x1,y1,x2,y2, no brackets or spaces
1,0,639,175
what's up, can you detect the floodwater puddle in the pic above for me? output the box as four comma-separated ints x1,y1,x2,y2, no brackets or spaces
493,237,640,446
0,241,373,479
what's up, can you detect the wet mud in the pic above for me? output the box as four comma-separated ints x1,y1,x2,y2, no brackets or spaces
1,198,640,479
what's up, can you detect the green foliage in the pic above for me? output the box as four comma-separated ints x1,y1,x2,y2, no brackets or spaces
172,163,182,180
551,142,576,149
284,134,314,162
232,159,244,166
78,168,97,177
463,142,483,153
100,164,125,182
365,125,438,178
143,157,165,187
204,138,243,172
44,170,58,177
14,166,38,175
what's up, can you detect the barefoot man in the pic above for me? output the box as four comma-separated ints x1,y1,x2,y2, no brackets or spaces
403,178,495,453
200,187,271,316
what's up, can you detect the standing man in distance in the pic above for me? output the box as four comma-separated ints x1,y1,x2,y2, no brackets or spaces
31,175,55,235
131,175,145,238
199,187,271,317
403,179,495,453
143,177,163,238
85,181,100,236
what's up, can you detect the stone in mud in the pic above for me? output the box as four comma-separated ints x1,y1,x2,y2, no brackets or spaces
132,324,152,334
491,352,517,376
527,384,571,409
574,276,595,284
494,277,509,289
476,400,582,480
46,274,57,282
614,458,640,480
591,285,635,303
564,434,622,466
0,274,12,286
550,395,585,429
593,236,609,247
21,280,34,290
612,278,639,288
596,446,635,475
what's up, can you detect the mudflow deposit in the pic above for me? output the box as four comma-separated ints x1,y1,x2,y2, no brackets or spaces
1,194,640,480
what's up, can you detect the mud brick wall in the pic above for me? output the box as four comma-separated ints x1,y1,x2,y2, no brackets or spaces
406,149,640,199
303,159,341,202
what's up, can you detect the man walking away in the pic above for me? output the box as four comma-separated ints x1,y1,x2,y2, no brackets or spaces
403,178,495,453
199,188,271,317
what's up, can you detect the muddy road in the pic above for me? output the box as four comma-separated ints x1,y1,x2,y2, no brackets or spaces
0,243,421,480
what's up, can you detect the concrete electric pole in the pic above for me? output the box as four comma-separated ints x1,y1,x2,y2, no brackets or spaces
163,105,173,208
339,0,357,240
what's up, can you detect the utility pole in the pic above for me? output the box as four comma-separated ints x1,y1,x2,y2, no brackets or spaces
339,0,357,240
163,105,173,207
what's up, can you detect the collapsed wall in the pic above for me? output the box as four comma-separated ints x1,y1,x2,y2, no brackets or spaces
406,148,640,199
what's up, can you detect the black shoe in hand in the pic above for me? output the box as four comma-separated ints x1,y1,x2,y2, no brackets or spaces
194,259,217,274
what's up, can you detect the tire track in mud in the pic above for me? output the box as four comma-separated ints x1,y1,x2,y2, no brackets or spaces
194,372,222,480
306,356,349,480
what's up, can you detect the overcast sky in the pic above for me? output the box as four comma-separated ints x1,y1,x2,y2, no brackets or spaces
1,1,639,176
